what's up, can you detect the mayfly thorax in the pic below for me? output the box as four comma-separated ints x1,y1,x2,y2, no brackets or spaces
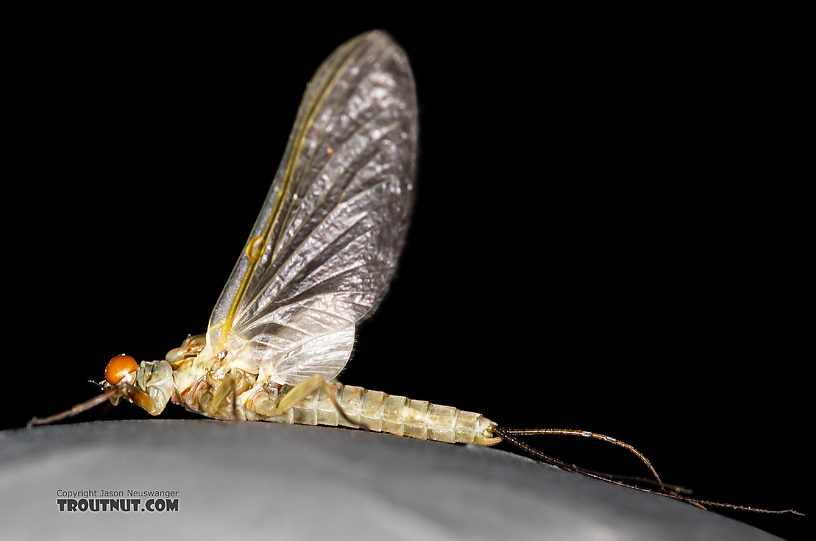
29,31,801,518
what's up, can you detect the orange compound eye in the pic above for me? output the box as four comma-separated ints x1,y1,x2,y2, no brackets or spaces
105,354,138,384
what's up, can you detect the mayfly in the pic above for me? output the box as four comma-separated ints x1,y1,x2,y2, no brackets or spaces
30,31,800,517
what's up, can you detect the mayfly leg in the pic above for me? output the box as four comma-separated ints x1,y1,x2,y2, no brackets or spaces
207,370,239,419
260,375,366,429
27,387,119,428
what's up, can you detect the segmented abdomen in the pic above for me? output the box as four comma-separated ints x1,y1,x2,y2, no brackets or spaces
267,383,500,446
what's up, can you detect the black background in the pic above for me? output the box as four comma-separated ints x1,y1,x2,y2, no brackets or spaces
5,7,809,540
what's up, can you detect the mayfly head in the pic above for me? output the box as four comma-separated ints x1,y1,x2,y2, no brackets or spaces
104,354,138,386
90,354,177,417
104,355,175,417
99,353,142,408
27,354,176,428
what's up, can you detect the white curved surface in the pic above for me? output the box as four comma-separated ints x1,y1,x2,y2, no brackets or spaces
0,420,780,541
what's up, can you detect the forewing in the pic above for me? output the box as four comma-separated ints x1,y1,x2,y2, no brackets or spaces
207,31,417,385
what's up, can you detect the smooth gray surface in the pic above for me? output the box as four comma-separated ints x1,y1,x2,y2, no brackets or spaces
0,420,780,541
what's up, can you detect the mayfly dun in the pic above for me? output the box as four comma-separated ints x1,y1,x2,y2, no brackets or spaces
29,30,801,517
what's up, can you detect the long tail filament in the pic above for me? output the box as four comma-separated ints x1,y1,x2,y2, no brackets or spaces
492,426,803,516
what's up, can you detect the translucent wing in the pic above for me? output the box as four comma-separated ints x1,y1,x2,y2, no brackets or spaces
206,31,417,385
